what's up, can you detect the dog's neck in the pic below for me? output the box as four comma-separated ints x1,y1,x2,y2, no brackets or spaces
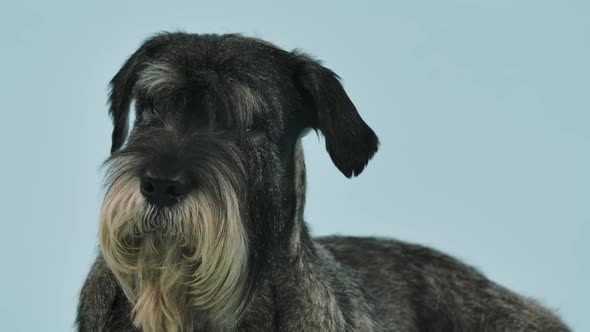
289,140,310,256
245,141,372,331
281,140,318,264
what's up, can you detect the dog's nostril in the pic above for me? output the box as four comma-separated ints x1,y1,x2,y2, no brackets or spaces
166,185,179,197
167,180,190,197
141,179,155,194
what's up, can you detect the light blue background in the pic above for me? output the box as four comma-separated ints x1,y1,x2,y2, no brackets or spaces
1,1,588,331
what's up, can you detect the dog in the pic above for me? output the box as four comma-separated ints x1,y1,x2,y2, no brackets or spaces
76,32,570,332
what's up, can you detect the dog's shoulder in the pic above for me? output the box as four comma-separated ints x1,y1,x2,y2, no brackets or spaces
77,254,137,332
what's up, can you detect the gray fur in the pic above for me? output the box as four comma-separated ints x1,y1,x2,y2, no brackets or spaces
77,32,570,332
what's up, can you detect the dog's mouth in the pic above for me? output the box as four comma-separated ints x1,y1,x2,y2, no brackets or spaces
140,208,170,230
135,203,187,234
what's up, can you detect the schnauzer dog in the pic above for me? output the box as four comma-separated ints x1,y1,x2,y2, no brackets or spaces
77,32,570,332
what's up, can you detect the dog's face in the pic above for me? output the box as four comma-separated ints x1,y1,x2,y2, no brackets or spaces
98,32,378,332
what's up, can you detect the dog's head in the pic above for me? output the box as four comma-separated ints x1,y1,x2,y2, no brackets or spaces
99,32,378,332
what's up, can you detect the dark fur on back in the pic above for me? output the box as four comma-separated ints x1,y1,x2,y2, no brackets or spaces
76,32,570,331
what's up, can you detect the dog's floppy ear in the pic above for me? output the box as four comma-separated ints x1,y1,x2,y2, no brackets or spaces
108,35,170,153
293,53,379,178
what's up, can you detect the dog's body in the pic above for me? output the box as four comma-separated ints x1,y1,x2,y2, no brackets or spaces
79,237,568,332
77,32,570,331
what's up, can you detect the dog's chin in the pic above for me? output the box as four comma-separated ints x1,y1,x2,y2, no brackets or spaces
99,175,249,332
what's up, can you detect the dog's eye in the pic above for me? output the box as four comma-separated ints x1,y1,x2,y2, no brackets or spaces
139,106,162,125
142,106,161,120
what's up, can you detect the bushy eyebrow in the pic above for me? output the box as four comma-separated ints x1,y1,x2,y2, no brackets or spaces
134,60,288,137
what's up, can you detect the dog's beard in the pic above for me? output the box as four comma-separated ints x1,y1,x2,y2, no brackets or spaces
99,158,249,332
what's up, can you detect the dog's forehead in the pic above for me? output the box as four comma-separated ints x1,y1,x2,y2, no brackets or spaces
138,35,288,94
135,35,290,130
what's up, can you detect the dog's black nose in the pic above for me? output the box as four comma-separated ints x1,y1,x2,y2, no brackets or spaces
140,174,190,207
